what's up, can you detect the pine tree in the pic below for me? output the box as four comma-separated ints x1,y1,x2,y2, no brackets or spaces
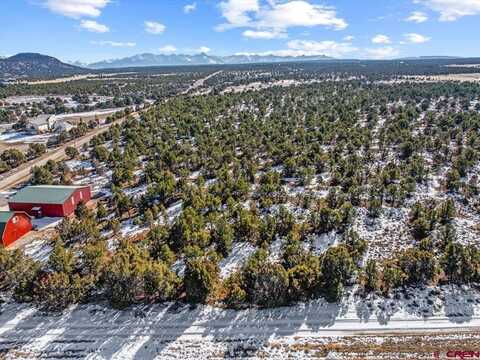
49,240,76,274
364,259,378,293
184,251,220,304
320,246,354,302
212,218,234,257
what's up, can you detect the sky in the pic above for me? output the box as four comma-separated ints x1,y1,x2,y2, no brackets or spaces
0,0,479,63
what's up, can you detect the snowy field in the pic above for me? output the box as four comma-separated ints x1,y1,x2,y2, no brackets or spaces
0,131,55,144
0,285,479,359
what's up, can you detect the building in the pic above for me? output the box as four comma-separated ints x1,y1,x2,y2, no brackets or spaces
27,114,56,134
0,123,15,134
8,185,91,218
53,120,75,133
0,211,32,247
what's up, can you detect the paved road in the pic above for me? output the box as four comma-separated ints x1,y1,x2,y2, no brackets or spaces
0,112,139,192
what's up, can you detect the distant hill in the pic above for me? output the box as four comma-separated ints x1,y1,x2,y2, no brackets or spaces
0,53,86,79
396,56,463,60
87,53,333,69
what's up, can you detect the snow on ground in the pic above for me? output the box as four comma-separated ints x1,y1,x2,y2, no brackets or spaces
54,108,126,121
0,285,479,359
72,170,112,196
31,217,63,231
219,242,257,279
22,239,54,263
166,200,183,224
353,207,411,260
307,231,341,256
454,215,480,247
119,219,147,238
124,183,148,199
0,132,55,144
64,160,94,172
268,237,284,262
3,96,49,104
172,258,186,277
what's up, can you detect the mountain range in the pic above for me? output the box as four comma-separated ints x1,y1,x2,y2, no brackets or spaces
0,52,468,80
0,52,335,78
85,53,333,69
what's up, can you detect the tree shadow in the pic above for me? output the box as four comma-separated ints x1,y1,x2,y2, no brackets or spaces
1,284,478,357
443,285,477,324
0,300,199,359
0,301,83,358
202,295,344,357
354,285,478,327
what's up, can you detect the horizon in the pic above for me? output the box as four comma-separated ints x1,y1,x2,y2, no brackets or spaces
1,0,480,63
3,52,473,66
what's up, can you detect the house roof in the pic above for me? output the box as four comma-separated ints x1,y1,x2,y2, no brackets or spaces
8,185,85,205
28,115,54,126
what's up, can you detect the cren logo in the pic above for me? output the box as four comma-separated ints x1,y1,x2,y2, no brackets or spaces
446,351,480,359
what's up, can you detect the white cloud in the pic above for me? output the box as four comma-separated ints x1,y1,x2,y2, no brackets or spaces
145,21,166,34
372,34,391,44
219,0,259,27
217,0,347,34
266,39,357,57
243,29,286,39
91,40,136,47
236,39,357,58
257,1,348,30
365,46,399,59
414,0,480,21
406,11,428,23
43,0,110,18
287,39,357,57
184,2,197,13
197,46,211,53
403,32,431,43
80,19,109,33
158,45,177,54
343,35,355,41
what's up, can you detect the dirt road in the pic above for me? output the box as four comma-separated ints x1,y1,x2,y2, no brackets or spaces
0,300,479,359
182,70,222,94
0,112,139,191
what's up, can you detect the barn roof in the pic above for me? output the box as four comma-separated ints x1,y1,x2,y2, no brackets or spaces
8,185,86,205
0,211,15,239
0,211,14,224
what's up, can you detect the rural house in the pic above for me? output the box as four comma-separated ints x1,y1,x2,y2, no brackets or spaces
8,185,91,217
27,114,56,134
0,211,32,247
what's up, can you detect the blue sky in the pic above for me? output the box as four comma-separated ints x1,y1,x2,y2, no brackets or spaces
1,0,479,62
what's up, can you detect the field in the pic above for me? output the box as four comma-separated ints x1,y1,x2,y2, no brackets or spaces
1,59,480,358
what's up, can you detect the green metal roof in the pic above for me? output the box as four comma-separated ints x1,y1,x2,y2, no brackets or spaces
0,211,14,240
8,185,83,205
0,211,14,224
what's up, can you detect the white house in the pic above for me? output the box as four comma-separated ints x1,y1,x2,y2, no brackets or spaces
54,120,75,132
27,115,56,134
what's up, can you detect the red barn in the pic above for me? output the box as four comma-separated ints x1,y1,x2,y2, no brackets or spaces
8,185,91,218
0,211,32,247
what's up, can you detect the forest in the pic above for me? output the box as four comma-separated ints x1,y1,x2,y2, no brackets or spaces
1,61,480,312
